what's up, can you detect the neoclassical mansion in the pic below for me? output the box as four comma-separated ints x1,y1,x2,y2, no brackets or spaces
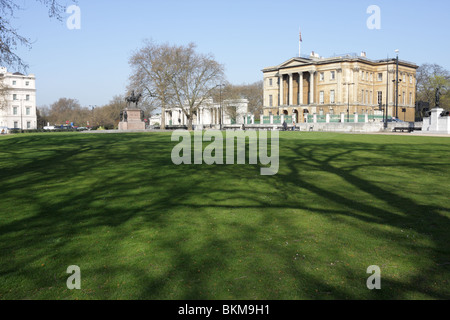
262,52,418,122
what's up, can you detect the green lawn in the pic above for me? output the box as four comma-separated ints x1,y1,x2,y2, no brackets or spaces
0,131,449,300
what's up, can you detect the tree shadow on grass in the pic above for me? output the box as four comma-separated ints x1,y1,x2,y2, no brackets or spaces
0,133,449,299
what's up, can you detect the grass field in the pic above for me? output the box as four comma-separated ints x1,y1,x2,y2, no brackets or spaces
0,131,449,300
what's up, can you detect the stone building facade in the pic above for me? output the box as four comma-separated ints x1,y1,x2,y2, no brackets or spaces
262,53,418,122
163,98,249,127
0,67,37,130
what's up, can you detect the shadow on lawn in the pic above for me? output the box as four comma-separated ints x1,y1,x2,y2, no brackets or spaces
0,133,449,299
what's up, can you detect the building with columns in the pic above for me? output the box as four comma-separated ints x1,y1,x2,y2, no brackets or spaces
0,67,37,130
262,52,418,122
163,98,249,127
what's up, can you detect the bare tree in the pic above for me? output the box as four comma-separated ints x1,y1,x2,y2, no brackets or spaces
0,0,74,71
0,75,10,111
129,41,225,130
129,40,177,130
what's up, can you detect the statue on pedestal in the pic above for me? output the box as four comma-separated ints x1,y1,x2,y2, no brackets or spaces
435,87,441,108
125,90,142,109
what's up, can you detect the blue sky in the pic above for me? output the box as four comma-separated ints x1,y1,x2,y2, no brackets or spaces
11,0,450,107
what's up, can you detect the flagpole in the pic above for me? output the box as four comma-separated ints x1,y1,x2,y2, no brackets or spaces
299,29,302,57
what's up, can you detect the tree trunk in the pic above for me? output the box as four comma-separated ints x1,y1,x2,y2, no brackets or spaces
161,106,166,130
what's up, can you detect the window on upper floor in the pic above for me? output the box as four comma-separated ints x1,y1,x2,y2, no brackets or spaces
26,107,31,115
13,107,18,115
377,73,383,81
330,90,335,104
320,72,324,81
13,94,17,100
12,80,16,85
330,71,335,81
26,81,30,86
26,95,30,101
377,91,383,105
269,78,273,86
319,91,324,104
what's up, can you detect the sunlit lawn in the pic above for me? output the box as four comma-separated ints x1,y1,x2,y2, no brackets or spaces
0,131,449,300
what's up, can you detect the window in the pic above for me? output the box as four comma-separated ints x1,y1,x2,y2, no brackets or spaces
269,95,273,107
26,107,31,115
319,91,324,104
377,73,383,81
366,72,369,81
26,95,30,101
320,72,324,81
403,74,406,83
269,78,273,86
27,122,31,129
410,92,413,105
362,90,365,103
13,94,17,100
377,91,383,105
12,80,16,85
410,75,413,84
26,81,30,86
13,107,18,115
370,91,373,104
366,91,369,105
14,121,18,129
330,71,335,80
330,90,335,104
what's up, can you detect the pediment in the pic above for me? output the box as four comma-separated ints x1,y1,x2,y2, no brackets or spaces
278,57,312,69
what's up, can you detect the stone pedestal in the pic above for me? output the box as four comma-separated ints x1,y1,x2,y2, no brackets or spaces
119,109,146,130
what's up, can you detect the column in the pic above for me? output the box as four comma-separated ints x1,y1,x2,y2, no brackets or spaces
289,73,294,106
337,69,342,104
279,75,284,106
309,71,315,104
299,72,304,105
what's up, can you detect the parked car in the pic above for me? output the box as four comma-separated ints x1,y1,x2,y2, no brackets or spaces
43,126,56,130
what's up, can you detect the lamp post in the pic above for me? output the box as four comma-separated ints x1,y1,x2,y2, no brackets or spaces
344,82,354,122
394,49,400,119
216,84,224,130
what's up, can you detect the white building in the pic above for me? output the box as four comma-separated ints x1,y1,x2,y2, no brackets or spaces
0,67,37,130
164,98,249,127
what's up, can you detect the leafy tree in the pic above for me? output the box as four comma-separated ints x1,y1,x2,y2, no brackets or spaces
416,63,450,111
46,97,88,126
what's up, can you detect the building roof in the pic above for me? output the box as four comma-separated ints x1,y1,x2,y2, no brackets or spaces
262,53,419,73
